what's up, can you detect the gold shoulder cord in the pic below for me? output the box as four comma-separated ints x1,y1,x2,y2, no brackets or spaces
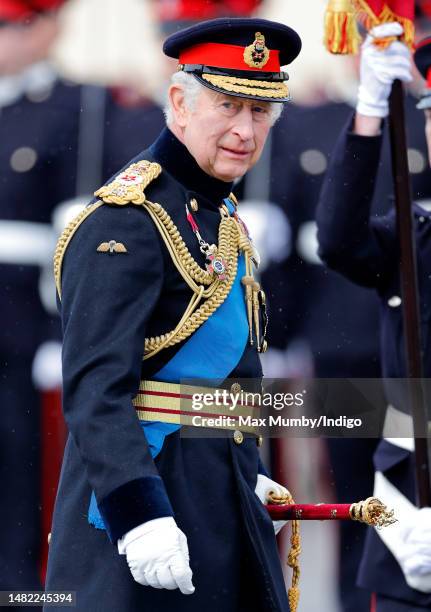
53,160,267,361
53,200,104,297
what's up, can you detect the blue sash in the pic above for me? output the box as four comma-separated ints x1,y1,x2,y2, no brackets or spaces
88,246,249,530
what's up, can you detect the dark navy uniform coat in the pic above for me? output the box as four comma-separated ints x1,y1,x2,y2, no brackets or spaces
316,117,431,608
44,128,289,611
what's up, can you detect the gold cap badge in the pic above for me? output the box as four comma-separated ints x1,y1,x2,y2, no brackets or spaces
243,32,270,69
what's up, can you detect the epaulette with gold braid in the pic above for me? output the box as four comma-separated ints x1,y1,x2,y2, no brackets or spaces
53,160,162,298
94,160,162,205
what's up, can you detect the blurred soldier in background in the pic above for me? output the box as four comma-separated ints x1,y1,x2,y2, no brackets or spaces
0,0,168,590
0,0,77,591
242,4,431,610
261,70,431,612
317,20,431,611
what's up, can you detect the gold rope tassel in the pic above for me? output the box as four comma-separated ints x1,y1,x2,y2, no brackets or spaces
267,490,301,612
324,0,361,54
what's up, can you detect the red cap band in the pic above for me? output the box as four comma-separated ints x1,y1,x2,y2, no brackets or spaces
179,42,280,72
427,66,431,88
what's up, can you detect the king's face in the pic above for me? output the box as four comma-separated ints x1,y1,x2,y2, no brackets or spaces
182,87,273,182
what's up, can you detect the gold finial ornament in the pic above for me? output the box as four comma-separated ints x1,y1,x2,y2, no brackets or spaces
243,32,270,69
349,497,397,528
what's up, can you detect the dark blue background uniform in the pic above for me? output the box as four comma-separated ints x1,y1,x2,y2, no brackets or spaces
0,72,165,592
44,128,289,611
260,97,431,612
316,115,431,610
263,101,385,612
0,76,79,591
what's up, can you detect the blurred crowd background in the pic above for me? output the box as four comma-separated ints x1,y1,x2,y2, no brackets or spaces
2,0,431,610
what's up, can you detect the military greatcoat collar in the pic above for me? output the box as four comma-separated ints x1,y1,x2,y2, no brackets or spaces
150,127,233,209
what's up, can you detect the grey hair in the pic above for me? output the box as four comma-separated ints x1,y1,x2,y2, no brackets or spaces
163,70,284,126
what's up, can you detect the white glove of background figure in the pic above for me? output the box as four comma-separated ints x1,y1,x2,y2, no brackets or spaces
357,22,412,118
118,517,195,594
255,474,289,535
397,507,431,593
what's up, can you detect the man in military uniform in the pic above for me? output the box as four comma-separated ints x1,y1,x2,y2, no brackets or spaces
45,18,301,611
317,22,431,611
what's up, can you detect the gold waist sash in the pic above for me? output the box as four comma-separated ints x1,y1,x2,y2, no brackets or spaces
132,380,261,434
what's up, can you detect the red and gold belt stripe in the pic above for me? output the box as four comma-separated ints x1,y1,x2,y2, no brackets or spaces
132,380,260,433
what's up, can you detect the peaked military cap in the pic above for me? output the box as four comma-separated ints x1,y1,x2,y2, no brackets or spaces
415,37,431,109
163,17,302,103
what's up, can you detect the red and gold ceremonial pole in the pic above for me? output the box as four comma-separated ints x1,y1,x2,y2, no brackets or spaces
324,0,431,509
266,496,396,526
263,491,395,611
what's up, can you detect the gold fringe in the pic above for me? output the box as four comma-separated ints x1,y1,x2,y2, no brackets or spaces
324,0,361,54
325,1,415,55
201,73,289,99
352,1,415,49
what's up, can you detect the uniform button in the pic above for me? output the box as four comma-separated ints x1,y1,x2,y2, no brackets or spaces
256,435,263,447
388,295,402,307
299,149,327,175
231,382,241,394
233,430,244,445
407,148,426,174
10,146,38,172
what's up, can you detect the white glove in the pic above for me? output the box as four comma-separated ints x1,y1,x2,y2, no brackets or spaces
357,22,413,118
118,517,195,595
255,474,289,535
398,507,431,593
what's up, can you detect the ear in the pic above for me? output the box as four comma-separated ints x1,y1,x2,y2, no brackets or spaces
168,84,188,128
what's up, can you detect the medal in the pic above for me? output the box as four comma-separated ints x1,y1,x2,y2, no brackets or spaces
185,201,228,281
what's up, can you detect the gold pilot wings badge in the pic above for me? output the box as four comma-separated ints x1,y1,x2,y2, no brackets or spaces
94,160,162,205
97,240,127,254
